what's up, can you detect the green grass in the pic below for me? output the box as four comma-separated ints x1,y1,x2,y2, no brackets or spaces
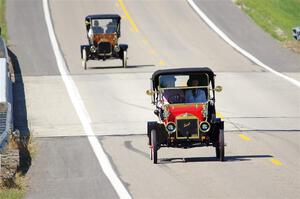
236,0,300,41
0,0,7,41
0,189,25,199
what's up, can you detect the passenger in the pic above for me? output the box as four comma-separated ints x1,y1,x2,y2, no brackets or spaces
160,75,184,104
185,78,206,103
106,21,117,33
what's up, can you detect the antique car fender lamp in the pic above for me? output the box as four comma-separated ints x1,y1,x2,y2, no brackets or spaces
146,89,155,96
215,85,223,92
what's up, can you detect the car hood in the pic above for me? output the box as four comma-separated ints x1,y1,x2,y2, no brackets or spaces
165,103,206,123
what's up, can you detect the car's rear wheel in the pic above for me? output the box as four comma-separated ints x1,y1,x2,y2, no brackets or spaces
150,129,158,164
82,48,87,70
122,50,127,68
215,128,225,161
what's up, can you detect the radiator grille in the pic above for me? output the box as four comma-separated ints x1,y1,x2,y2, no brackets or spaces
98,42,112,54
176,118,198,138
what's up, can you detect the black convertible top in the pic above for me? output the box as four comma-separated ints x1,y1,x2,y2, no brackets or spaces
85,14,121,20
151,67,215,89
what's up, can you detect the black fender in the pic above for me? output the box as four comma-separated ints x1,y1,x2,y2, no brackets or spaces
147,122,168,146
80,45,90,59
147,121,158,145
118,44,128,59
119,44,128,51
214,118,224,129
211,118,224,143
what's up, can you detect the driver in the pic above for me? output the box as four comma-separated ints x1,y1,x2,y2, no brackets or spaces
88,20,104,39
160,75,184,104
185,78,206,103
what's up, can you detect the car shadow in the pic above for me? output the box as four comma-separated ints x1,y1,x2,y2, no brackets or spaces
88,64,155,70
8,48,31,175
159,154,273,164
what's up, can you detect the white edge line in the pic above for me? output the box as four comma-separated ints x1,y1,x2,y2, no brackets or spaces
42,0,131,198
187,0,300,88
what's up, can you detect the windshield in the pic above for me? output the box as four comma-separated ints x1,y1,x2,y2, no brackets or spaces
158,74,209,104
91,19,118,34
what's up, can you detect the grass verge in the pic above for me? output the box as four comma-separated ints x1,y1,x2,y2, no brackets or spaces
1,132,34,199
0,0,7,41
236,0,300,53
0,189,25,199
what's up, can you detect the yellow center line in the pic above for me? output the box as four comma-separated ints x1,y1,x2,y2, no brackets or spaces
159,60,166,66
239,134,251,141
142,38,149,44
118,0,139,32
149,48,157,55
270,158,283,166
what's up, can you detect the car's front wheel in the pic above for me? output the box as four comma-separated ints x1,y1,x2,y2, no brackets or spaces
122,50,127,68
150,129,158,164
82,48,87,70
215,128,225,161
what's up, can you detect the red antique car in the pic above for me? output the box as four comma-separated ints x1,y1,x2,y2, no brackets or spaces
146,68,224,164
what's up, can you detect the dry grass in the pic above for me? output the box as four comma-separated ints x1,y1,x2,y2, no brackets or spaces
283,40,300,54
0,0,7,41
1,131,35,199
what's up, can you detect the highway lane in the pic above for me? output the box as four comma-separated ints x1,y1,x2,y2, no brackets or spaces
48,0,300,198
7,0,119,198
50,0,262,74
101,132,300,198
6,0,59,76
8,0,300,198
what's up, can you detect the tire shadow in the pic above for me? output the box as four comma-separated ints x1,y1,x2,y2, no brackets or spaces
87,64,155,70
159,154,273,164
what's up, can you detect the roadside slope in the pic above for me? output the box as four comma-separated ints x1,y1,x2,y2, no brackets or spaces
193,0,300,72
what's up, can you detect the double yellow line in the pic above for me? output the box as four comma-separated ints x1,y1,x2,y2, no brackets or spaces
118,0,139,32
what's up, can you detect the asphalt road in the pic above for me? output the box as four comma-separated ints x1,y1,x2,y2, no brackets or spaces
6,0,300,198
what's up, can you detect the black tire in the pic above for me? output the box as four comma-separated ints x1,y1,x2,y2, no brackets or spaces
82,48,87,70
150,129,158,164
122,50,127,68
215,128,225,161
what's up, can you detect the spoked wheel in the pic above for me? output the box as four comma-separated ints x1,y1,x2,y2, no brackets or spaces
82,48,87,70
122,50,127,68
150,129,158,164
215,128,225,161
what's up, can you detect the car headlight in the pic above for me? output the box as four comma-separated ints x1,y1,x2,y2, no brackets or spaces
114,45,120,52
166,122,176,133
199,121,210,132
90,45,96,53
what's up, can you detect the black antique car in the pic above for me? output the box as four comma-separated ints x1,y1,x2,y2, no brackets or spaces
80,14,128,69
146,68,224,164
